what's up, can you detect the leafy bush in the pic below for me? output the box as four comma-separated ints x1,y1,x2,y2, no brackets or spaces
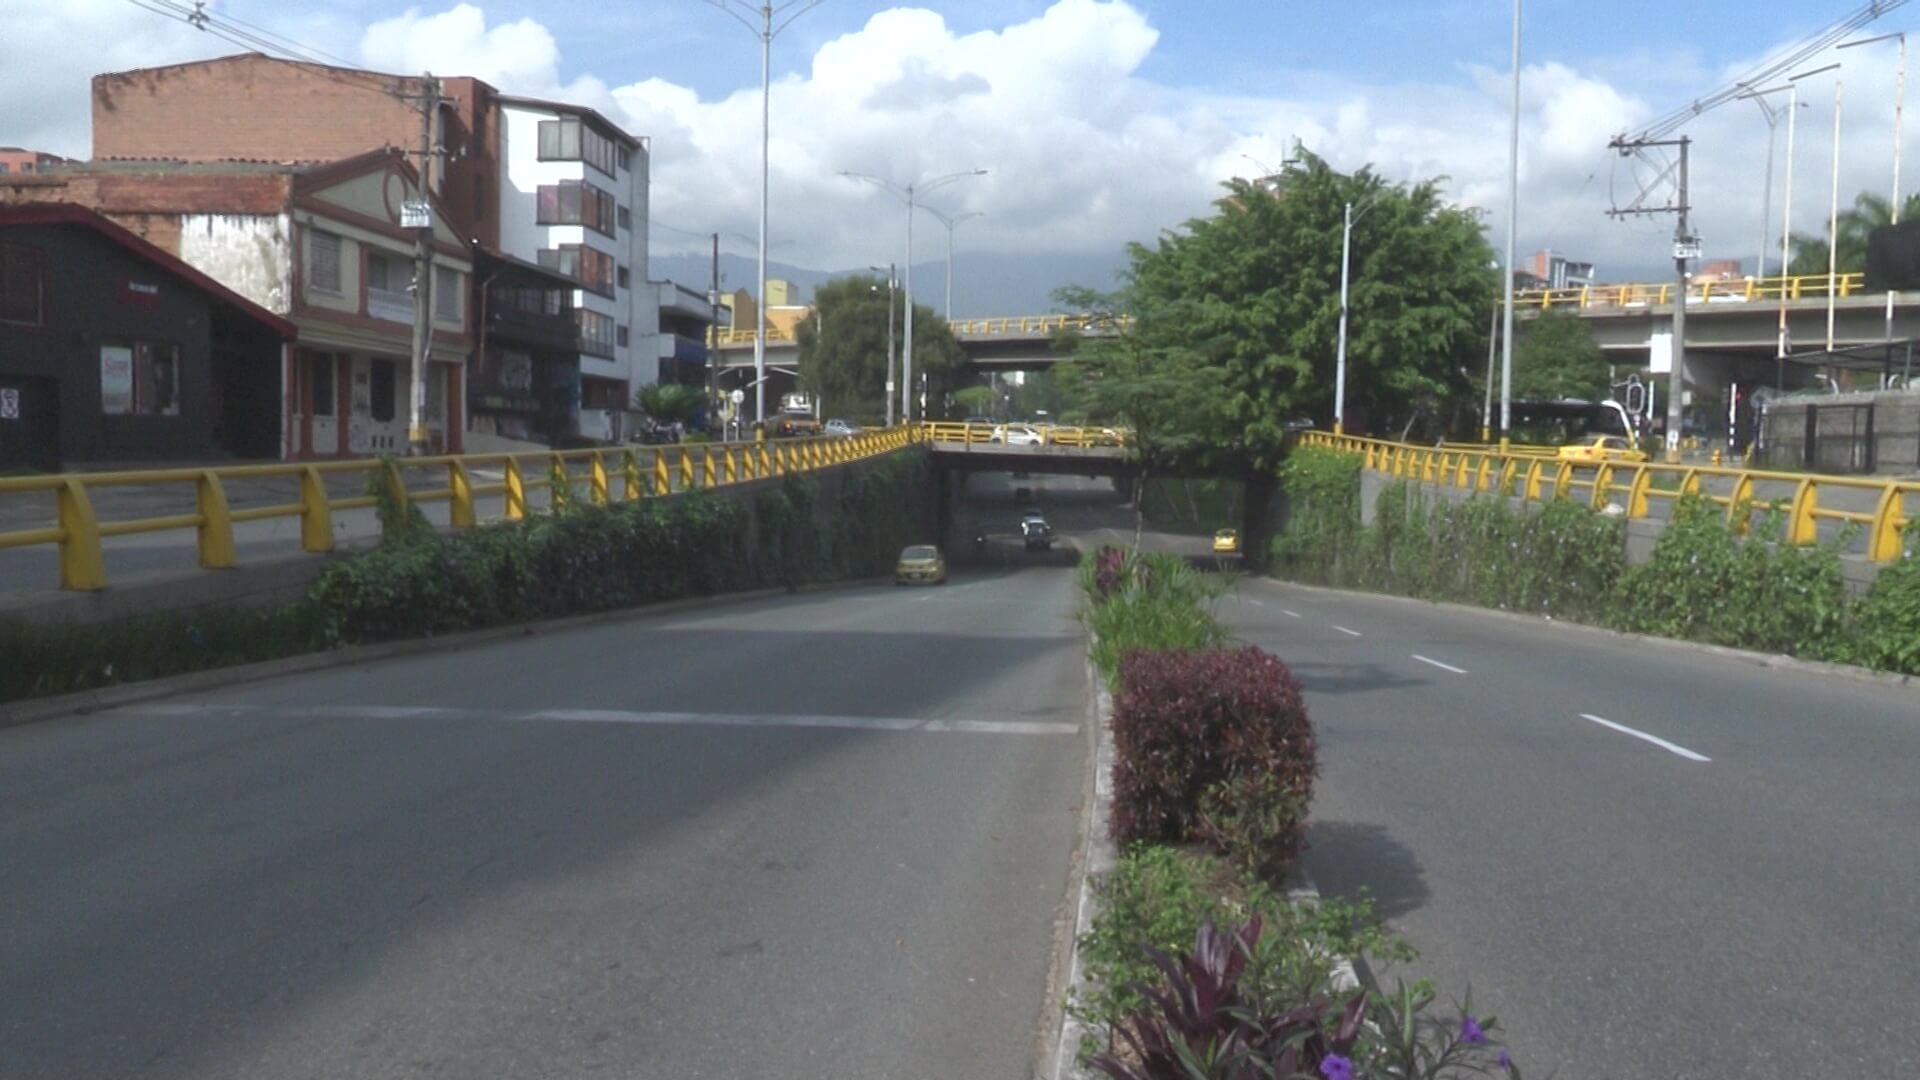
0,604,327,704
1091,916,1515,1080
1199,772,1309,878
1075,846,1408,1035
1109,646,1314,855
1614,495,1851,656
1081,548,1230,685
1839,520,1920,673
1270,448,1363,584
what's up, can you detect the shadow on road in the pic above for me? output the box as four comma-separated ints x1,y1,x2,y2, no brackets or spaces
1272,660,1429,697
1300,819,1429,922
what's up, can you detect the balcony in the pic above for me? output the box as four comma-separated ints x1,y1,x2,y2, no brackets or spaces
487,305,582,353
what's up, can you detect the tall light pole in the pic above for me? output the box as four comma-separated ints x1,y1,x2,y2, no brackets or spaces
1739,80,1805,388
1739,82,1788,279
1499,0,1522,448
839,168,988,422
869,263,897,425
1334,191,1383,435
1841,31,1907,344
1828,76,1846,354
704,0,825,426
920,205,983,318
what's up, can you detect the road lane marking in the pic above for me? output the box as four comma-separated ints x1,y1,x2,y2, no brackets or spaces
126,703,1079,737
1579,713,1711,762
1281,609,1303,619
1333,625,1363,637
1411,654,1469,675
1244,596,1266,607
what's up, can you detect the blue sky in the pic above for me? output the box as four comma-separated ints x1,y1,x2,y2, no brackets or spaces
7,1,1914,288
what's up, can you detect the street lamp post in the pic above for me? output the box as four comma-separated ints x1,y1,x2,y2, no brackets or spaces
920,205,982,319
840,168,988,422
1500,0,1522,448
1841,31,1907,344
1334,192,1382,435
1739,80,1806,390
1739,82,1787,279
703,0,825,426
869,263,897,425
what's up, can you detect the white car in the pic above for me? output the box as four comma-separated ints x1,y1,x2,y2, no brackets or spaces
823,418,861,436
991,423,1044,447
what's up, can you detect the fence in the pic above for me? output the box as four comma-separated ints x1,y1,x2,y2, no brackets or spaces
1302,430,1920,563
0,428,925,592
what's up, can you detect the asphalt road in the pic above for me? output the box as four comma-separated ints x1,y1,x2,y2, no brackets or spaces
1,556,1092,1077
1223,582,1920,1079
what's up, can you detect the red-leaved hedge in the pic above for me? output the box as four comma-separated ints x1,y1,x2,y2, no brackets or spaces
1109,646,1316,856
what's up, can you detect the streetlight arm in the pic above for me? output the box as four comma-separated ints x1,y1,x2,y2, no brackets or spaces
839,171,910,203
701,0,762,35
919,168,989,198
770,0,826,38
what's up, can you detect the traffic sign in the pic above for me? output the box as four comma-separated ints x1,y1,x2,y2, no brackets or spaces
401,201,432,229
730,389,745,405
0,387,17,420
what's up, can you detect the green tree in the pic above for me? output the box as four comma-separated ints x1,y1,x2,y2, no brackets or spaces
633,382,704,429
1510,310,1609,401
1787,190,1920,275
950,384,997,418
796,275,966,422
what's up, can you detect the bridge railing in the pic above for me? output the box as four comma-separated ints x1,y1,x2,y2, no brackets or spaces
1513,272,1869,312
920,421,1130,448
0,427,927,592
1302,430,1919,563
710,313,1133,347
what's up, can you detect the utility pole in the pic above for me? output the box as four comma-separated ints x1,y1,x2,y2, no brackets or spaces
1499,0,1522,448
403,72,445,455
1607,134,1696,462
884,263,896,426
708,232,721,431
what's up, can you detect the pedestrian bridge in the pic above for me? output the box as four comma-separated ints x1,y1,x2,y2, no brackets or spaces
712,313,1129,372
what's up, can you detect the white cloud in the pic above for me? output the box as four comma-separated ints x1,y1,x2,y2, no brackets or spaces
5,1,1913,285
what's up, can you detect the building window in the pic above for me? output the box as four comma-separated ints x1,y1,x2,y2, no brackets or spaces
434,265,463,321
310,353,336,416
0,241,44,325
100,342,179,416
617,324,629,348
367,251,405,294
617,146,631,172
578,309,616,357
307,229,342,293
536,180,616,237
617,265,630,289
538,117,619,178
618,205,631,231
370,358,397,422
538,244,614,296
0,164,9,175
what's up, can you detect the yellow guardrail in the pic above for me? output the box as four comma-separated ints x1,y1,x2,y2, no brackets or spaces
712,313,1132,347
1302,430,1918,563
1513,272,1867,312
0,427,927,592
919,421,1129,448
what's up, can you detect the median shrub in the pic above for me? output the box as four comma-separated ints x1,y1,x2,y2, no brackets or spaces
1109,646,1315,866
1838,520,1920,672
1079,547,1229,685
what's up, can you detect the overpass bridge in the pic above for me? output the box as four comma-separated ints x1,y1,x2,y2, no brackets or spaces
709,313,1129,387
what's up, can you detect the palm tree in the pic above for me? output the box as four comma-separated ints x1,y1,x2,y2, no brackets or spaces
1786,190,1920,276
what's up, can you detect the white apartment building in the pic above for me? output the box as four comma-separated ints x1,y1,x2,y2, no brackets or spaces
497,96,655,442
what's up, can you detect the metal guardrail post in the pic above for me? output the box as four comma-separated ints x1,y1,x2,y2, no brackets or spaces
652,450,670,495
1524,460,1545,501
1726,474,1756,532
590,453,611,505
703,447,718,489
383,459,410,519
55,478,106,591
194,471,237,570
725,446,740,484
1552,461,1573,499
505,457,527,520
624,451,643,502
449,460,476,527
1590,463,1613,511
1626,467,1652,518
1869,486,1905,562
300,467,334,551
1788,478,1819,545
678,447,695,491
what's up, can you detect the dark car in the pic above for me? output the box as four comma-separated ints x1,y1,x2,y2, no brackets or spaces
1022,517,1053,551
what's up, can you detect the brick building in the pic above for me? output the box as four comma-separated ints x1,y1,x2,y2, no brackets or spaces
0,151,476,459
88,53,683,446
0,147,69,177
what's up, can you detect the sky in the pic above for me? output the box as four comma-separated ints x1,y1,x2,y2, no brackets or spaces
3,0,1914,296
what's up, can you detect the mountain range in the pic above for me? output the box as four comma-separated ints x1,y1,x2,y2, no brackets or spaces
646,250,1133,317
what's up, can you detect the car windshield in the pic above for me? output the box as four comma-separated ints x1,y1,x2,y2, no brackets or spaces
901,545,937,560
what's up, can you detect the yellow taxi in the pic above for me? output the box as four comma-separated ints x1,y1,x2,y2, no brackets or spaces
1212,528,1241,554
894,544,948,585
1556,435,1647,464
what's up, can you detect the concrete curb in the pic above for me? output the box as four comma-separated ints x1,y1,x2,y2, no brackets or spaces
1264,578,1920,694
0,577,889,730
1044,657,1117,1080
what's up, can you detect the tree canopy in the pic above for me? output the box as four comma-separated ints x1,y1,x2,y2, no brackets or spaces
1510,310,1609,402
795,275,965,422
1787,190,1920,275
1056,149,1497,474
